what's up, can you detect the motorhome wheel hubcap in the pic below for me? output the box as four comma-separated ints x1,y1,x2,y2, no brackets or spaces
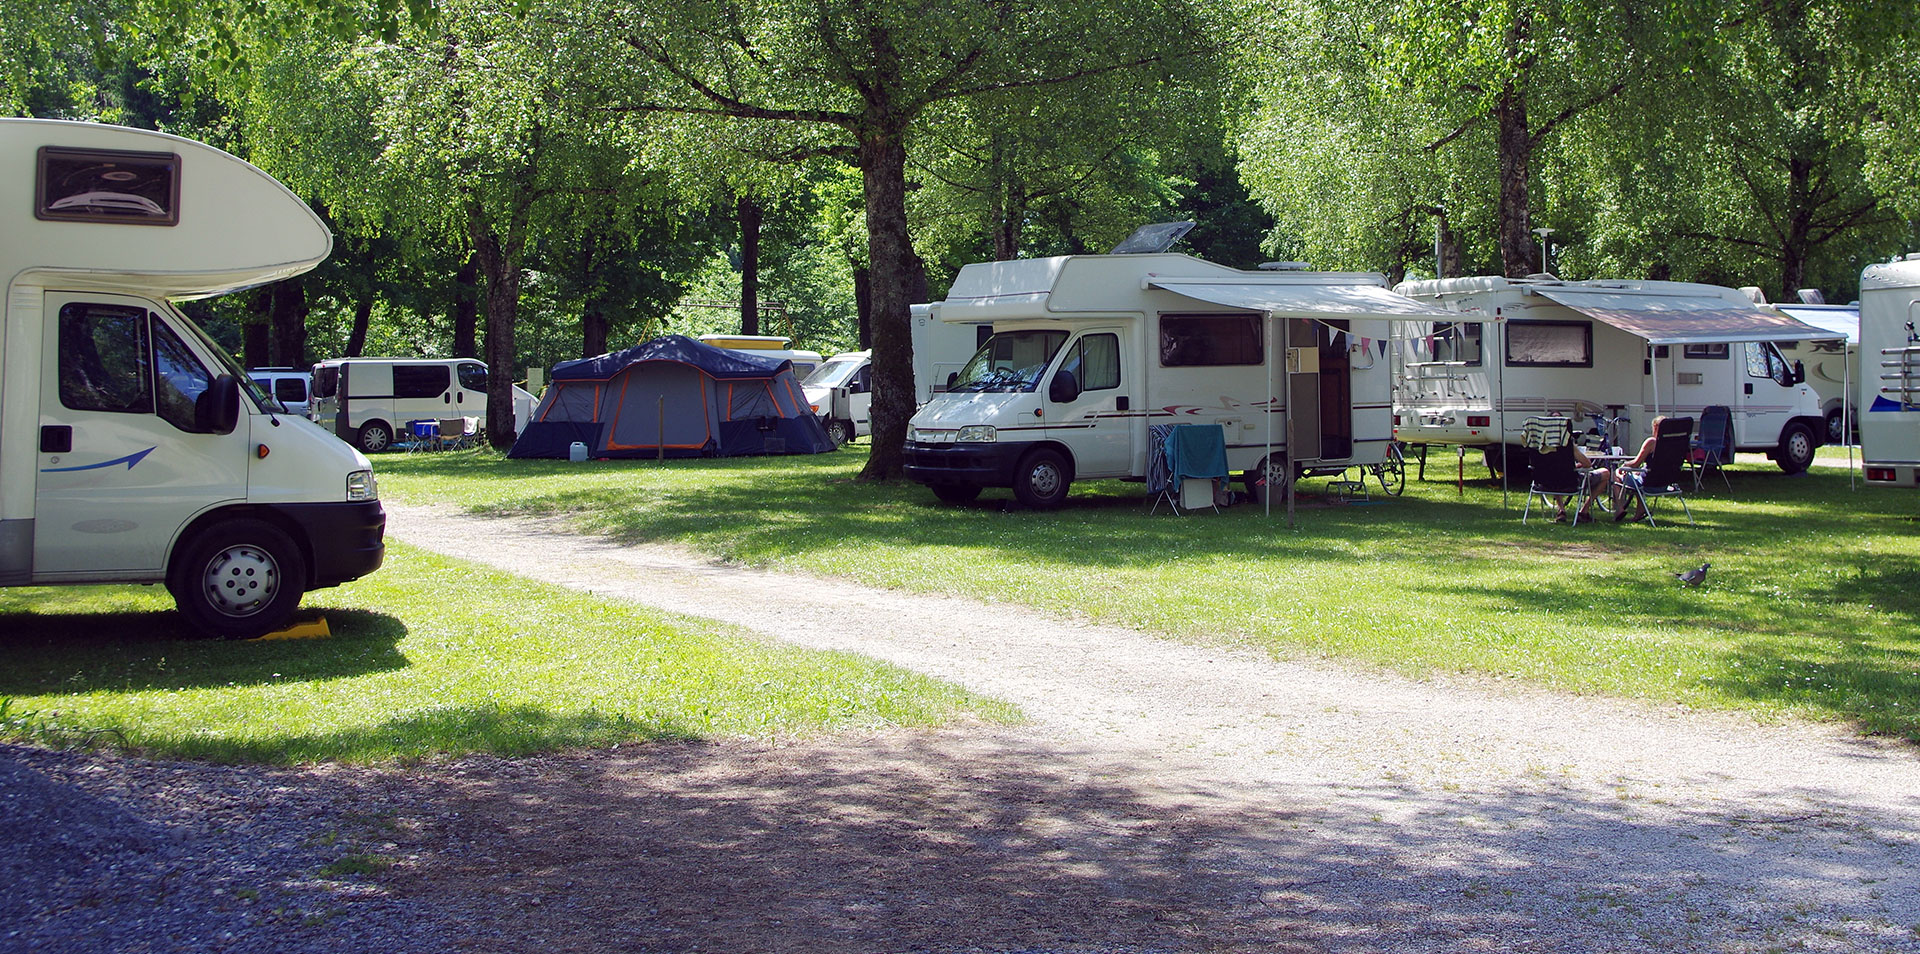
203,544,278,616
1030,463,1061,496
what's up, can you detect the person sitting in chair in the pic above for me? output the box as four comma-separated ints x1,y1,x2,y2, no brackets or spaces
1612,415,1665,522
1554,443,1613,522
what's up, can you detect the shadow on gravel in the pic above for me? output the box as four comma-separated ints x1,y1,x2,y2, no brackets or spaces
381,730,1920,954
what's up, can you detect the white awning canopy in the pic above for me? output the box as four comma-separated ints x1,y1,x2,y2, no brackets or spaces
1146,279,1486,324
1535,288,1845,345
1776,304,1859,344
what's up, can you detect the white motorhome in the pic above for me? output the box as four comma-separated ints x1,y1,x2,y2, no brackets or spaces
308,357,489,452
696,334,823,377
903,252,1461,508
1,118,383,638
1774,302,1859,442
1858,256,1920,487
1391,276,1840,476
801,303,992,445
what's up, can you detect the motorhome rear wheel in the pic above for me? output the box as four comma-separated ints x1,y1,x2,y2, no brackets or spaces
167,518,308,639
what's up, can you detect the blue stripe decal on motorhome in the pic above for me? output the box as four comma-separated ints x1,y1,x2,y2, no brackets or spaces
42,446,156,472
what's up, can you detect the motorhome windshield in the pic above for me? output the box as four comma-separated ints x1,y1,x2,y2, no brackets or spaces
949,331,1069,393
803,358,862,389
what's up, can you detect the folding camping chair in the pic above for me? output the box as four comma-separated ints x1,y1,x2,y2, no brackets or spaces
1619,416,1696,526
405,419,439,453
438,417,475,451
1148,423,1229,514
1691,404,1733,491
1519,416,1599,526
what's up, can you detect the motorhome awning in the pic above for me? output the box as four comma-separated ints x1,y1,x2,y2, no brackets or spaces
1534,288,1844,345
1776,304,1859,344
1146,280,1484,324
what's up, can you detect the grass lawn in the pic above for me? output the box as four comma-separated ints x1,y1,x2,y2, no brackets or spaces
371,441,1920,740
0,541,1015,763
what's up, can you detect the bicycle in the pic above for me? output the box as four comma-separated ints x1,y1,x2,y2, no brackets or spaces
1582,410,1627,453
1346,441,1407,497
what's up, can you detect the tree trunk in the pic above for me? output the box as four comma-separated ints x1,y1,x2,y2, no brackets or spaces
857,131,915,480
583,308,609,359
470,210,527,450
853,264,872,349
739,195,762,336
268,277,308,369
345,297,373,358
242,289,270,369
1494,83,1536,278
453,252,480,359
1779,154,1814,301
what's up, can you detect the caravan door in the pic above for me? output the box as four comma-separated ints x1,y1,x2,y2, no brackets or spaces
34,293,250,576
1044,328,1133,478
1286,317,1354,463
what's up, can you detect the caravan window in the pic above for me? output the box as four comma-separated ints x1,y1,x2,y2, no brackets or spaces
1429,322,1483,366
1160,314,1262,367
1684,343,1730,359
394,364,451,398
950,331,1068,393
1505,321,1592,367
37,146,180,226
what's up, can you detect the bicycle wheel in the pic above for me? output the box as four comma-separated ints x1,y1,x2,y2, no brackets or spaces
1375,446,1406,496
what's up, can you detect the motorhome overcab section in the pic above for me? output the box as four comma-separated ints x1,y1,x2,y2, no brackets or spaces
902,252,1468,509
1858,256,1920,487
1,118,383,638
1390,276,1840,477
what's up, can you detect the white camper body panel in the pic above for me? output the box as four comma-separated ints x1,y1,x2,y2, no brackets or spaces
801,305,994,443
0,119,382,637
904,253,1435,506
1858,258,1920,486
1775,303,1859,443
1392,276,1833,473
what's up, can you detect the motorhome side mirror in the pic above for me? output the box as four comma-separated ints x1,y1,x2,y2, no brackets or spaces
1049,369,1082,403
1791,359,1806,386
197,374,242,434
946,371,959,390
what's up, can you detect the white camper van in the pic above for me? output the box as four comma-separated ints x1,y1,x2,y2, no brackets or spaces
1,118,383,638
308,357,489,452
1858,256,1920,487
1391,276,1841,476
696,334,823,377
801,304,993,445
1774,302,1860,443
902,252,1461,508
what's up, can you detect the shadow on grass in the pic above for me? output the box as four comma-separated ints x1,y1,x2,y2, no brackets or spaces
0,608,411,695
372,732,1920,953
134,703,705,764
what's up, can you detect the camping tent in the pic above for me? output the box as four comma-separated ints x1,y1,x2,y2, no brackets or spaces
508,335,835,459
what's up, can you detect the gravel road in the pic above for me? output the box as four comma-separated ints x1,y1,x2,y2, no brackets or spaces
6,501,1919,954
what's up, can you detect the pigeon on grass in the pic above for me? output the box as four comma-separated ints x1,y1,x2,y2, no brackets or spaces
1674,562,1710,587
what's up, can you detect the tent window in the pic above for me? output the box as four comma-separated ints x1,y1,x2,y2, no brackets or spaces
1160,314,1262,367
1505,320,1591,368
1684,343,1729,359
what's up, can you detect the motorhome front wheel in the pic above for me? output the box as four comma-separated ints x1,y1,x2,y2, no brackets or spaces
1013,448,1072,509
1775,422,1817,475
168,519,308,639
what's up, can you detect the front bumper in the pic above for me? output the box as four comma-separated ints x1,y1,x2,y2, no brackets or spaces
903,441,1029,487
274,501,386,588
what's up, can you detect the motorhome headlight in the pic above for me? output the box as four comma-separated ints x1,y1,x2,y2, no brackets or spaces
956,425,998,443
909,426,954,444
346,469,378,502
